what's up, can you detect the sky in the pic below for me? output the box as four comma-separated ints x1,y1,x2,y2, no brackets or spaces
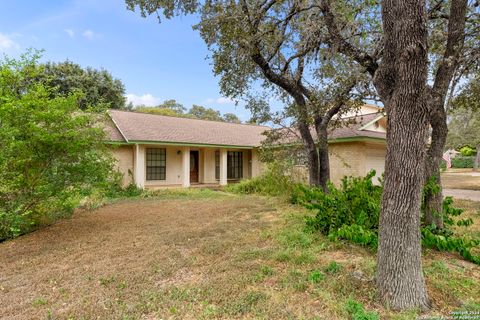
0,0,254,120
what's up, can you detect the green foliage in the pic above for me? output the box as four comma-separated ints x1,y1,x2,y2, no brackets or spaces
344,298,379,320
308,270,325,283
324,261,342,274
0,52,116,240
460,146,476,157
37,60,126,110
297,171,382,235
226,161,301,197
296,171,480,265
451,156,475,168
134,100,242,123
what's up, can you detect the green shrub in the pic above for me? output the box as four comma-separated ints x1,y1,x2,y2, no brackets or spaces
227,161,301,197
451,156,475,168
344,298,379,320
296,171,382,235
0,52,116,241
459,146,476,157
296,171,480,265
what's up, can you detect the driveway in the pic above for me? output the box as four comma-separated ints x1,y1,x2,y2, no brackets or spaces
443,188,480,202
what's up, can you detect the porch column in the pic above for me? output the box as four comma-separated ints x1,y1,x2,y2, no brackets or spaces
220,149,228,186
134,144,145,189
182,147,190,187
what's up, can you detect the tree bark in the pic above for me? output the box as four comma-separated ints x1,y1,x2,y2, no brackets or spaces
297,121,320,186
317,125,330,192
424,0,468,229
424,114,447,229
375,0,431,310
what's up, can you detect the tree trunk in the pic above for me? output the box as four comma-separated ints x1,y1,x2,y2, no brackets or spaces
424,0,467,229
375,0,430,310
474,144,480,172
297,121,320,186
424,109,448,229
317,125,330,192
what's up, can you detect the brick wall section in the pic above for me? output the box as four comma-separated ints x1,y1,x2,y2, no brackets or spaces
329,142,367,185
112,145,134,186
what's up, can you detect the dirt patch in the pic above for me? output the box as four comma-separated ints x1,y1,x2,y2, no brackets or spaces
0,196,277,319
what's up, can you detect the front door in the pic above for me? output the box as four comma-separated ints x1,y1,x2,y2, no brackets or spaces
190,151,199,183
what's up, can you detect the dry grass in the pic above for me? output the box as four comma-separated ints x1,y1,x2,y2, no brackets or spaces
442,172,480,191
1,191,479,319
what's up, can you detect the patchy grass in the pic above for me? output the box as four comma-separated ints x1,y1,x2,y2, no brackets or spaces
442,172,480,191
1,190,479,319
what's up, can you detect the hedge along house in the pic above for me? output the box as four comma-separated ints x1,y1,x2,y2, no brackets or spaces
106,105,387,189
106,110,269,188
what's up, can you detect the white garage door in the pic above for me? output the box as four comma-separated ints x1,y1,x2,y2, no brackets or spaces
366,148,386,185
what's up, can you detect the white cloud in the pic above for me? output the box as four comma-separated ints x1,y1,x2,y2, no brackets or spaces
205,97,235,105
82,29,100,40
0,33,20,50
125,93,162,107
64,29,75,38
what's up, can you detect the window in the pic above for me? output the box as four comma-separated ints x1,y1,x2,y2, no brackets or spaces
215,151,220,180
227,151,243,179
146,148,166,180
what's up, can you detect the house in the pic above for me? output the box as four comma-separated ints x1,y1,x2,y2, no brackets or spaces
106,105,387,188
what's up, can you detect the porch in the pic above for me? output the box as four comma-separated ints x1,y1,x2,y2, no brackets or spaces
131,144,261,189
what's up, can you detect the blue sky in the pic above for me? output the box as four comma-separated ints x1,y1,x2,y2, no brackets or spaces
0,0,254,120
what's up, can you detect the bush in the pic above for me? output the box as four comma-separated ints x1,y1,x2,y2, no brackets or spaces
459,146,476,157
0,52,116,241
296,171,480,265
226,161,302,197
451,156,475,168
295,171,382,235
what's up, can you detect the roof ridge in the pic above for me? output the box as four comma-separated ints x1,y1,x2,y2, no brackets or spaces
109,109,271,129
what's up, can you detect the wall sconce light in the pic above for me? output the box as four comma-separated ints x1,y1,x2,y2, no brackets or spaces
177,150,182,155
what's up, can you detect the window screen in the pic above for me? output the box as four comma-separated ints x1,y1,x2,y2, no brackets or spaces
146,148,166,180
215,151,220,180
227,151,243,179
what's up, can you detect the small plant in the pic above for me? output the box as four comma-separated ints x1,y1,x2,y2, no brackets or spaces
260,265,274,276
325,261,342,274
344,298,379,320
308,270,325,283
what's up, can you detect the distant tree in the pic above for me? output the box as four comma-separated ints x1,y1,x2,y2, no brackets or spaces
156,99,187,113
187,105,223,121
133,100,243,123
223,113,241,123
134,99,186,116
39,60,126,109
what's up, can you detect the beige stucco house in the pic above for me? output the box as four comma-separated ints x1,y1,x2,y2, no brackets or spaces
106,105,387,188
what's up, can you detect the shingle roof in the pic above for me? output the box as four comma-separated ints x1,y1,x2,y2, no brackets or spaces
106,110,386,147
274,112,386,144
107,110,270,147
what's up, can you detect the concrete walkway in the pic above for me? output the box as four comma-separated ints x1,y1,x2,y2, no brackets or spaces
443,188,480,201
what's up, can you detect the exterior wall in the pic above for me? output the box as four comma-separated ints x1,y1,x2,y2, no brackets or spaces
328,142,367,185
112,145,134,186
251,148,265,178
363,142,386,185
142,145,186,187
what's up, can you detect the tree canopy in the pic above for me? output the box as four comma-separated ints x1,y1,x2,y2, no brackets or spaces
37,59,126,110
134,99,242,123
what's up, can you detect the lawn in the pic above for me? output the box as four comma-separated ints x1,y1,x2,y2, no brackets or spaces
1,190,479,319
